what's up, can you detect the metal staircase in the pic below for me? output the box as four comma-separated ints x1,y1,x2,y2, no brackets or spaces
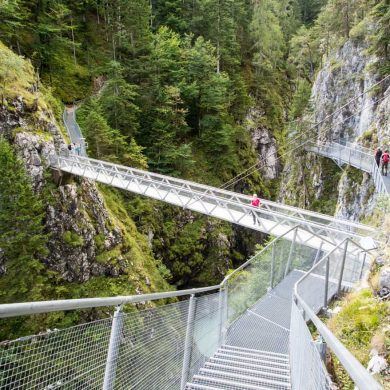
186,345,291,390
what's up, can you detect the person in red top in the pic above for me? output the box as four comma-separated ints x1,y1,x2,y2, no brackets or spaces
250,193,261,225
382,150,389,176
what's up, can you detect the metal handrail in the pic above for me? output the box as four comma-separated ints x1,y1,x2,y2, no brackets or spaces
293,239,381,390
62,108,73,141
296,298,382,390
0,225,381,389
220,225,341,286
0,225,333,319
0,284,220,319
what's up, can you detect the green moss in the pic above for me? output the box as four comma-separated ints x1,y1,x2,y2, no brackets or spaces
98,185,171,294
94,233,106,251
0,41,35,104
327,289,389,388
62,230,84,247
96,247,123,265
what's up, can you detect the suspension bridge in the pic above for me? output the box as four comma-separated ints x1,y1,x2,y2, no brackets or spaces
0,108,385,389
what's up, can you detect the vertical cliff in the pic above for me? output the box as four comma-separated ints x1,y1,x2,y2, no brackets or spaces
281,36,389,221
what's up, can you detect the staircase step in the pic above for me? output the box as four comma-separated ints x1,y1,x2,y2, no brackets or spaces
191,375,273,390
209,357,290,376
204,362,290,381
214,352,290,369
198,368,291,389
185,383,221,390
217,348,289,363
221,345,289,358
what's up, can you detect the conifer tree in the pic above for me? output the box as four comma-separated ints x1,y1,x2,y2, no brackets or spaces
0,138,48,303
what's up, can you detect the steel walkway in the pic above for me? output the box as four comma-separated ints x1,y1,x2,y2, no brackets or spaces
63,106,88,156
307,141,390,194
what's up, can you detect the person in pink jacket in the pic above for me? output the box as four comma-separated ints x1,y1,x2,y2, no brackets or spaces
250,194,261,225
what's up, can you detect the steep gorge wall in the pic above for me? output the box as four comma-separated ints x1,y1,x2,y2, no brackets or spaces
281,38,389,221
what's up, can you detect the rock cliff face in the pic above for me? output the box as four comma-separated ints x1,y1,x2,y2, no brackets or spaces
246,107,281,180
312,41,379,142
282,38,389,221
0,97,168,293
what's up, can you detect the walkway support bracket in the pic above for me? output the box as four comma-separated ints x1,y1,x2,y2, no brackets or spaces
323,257,330,309
270,242,276,289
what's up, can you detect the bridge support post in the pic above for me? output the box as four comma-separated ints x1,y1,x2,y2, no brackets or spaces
181,294,197,390
218,287,228,345
103,305,124,390
270,243,276,289
284,228,298,278
337,240,349,295
313,241,323,267
323,257,330,309
315,336,327,364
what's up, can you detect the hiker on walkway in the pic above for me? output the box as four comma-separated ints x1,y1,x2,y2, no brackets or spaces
250,193,261,225
375,148,382,167
75,143,81,156
381,150,389,176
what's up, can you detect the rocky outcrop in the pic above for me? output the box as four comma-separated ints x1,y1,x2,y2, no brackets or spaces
335,170,376,220
246,107,281,180
13,132,56,191
0,97,166,290
45,181,125,282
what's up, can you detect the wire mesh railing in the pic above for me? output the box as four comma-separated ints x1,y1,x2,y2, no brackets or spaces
290,301,331,390
0,288,222,390
221,227,330,354
291,238,382,390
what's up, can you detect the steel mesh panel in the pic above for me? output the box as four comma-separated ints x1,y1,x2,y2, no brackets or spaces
187,292,222,383
290,301,331,390
112,300,190,390
0,318,111,389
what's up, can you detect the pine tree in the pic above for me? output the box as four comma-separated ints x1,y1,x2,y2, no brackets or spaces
99,61,140,137
370,0,390,75
82,105,115,158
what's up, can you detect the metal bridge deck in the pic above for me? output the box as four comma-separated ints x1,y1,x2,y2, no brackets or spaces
227,270,304,354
